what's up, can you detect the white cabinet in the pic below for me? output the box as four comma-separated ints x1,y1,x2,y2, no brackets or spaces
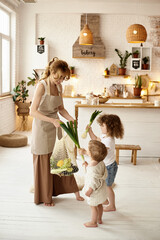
61,97,83,122
33,45,48,69
130,47,152,71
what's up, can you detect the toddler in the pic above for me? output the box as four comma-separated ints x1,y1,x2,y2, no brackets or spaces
79,140,108,228
87,114,124,212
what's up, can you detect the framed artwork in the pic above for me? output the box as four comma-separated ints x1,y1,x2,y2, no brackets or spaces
110,64,118,75
131,59,141,70
37,45,45,54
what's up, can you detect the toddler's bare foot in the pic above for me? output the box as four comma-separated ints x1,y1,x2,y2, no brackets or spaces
103,205,116,212
75,192,84,201
103,199,109,205
98,219,103,224
44,201,55,206
84,222,98,227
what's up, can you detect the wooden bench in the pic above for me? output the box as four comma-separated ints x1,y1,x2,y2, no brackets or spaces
115,144,141,165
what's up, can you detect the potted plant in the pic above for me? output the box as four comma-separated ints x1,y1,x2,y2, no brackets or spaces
12,80,31,116
104,67,109,76
133,75,142,97
132,50,139,58
115,49,132,75
70,66,75,75
38,37,45,45
142,56,149,70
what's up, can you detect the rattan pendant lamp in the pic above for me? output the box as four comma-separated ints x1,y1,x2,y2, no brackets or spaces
79,14,93,45
126,24,147,43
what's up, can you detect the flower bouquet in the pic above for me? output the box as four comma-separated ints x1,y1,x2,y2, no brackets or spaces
81,110,102,139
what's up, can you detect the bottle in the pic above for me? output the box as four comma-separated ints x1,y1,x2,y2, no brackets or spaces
123,85,128,98
102,87,106,97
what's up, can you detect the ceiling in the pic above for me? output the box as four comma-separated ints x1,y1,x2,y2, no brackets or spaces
22,0,160,3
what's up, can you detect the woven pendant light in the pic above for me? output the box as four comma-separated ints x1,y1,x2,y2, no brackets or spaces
79,14,93,45
126,24,147,43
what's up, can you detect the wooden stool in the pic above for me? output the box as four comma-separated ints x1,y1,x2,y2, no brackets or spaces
115,144,141,165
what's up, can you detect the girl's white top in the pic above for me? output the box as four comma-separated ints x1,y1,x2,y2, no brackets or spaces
100,134,115,166
83,161,108,206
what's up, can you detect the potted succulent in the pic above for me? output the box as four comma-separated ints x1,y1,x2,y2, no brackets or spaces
142,56,149,70
12,80,31,116
133,75,142,97
132,50,139,58
115,49,132,75
38,37,45,45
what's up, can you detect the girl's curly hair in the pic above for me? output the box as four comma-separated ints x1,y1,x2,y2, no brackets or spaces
97,114,124,139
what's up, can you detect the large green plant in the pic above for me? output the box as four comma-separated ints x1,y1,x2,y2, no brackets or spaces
115,49,132,69
12,80,29,103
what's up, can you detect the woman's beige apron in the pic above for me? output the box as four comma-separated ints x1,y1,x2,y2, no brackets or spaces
31,80,62,155
31,80,78,204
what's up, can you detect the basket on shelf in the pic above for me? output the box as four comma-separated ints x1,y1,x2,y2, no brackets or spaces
99,97,109,103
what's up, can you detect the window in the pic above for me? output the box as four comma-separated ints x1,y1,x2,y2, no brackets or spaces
0,7,11,96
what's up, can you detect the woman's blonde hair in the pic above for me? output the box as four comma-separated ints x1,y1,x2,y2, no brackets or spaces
42,57,70,80
88,140,107,162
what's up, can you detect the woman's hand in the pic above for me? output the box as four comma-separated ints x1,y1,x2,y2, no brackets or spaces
50,118,61,128
68,117,75,123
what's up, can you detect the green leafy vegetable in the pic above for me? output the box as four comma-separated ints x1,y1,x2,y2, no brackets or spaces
81,110,102,139
60,120,84,162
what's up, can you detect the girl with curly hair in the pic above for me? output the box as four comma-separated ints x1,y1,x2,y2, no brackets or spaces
87,114,124,212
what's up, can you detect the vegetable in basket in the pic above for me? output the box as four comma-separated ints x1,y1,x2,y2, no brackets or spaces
50,157,78,175
81,110,102,139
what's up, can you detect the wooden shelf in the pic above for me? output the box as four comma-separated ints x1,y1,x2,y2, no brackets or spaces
150,81,160,83
70,74,77,78
103,75,130,78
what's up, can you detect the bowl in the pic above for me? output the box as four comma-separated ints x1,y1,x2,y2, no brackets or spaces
99,97,109,103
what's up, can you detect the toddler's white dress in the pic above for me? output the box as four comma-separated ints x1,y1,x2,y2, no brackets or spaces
82,161,108,206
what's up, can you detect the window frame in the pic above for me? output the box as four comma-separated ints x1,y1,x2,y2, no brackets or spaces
0,7,11,97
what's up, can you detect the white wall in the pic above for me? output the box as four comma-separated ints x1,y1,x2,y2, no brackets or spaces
1,0,160,135
0,97,16,135
77,106,160,158
17,1,160,101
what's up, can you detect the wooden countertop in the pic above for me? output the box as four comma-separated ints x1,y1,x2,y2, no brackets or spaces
75,103,160,108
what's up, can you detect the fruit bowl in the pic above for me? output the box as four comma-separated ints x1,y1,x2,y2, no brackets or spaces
99,97,109,103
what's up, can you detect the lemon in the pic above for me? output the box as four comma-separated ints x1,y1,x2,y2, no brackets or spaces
57,160,64,167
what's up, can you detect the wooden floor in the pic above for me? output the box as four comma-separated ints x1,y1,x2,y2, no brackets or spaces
0,131,160,240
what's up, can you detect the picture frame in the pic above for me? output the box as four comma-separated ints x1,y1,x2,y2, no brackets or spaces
131,58,141,70
110,64,118,75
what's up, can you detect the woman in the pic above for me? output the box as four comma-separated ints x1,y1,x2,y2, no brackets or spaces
30,57,83,206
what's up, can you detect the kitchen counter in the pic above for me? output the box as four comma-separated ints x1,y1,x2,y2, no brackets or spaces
75,103,160,119
74,102,160,158
75,102,159,110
